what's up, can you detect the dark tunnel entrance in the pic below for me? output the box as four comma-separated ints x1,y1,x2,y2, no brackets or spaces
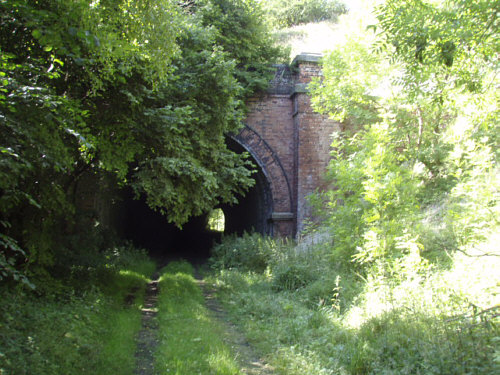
117,137,273,264
221,137,273,236
120,194,216,264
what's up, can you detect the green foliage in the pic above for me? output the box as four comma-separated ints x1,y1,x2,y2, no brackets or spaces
210,232,288,273
443,97,499,248
309,37,384,126
0,245,154,374
309,0,499,277
375,0,498,86
130,18,256,224
209,233,499,375
263,0,347,28
309,124,423,277
0,232,33,289
195,0,287,95
0,0,166,282
1,0,280,283
272,262,315,291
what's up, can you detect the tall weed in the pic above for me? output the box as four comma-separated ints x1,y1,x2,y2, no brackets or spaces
210,232,289,273
0,244,154,375
209,232,499,375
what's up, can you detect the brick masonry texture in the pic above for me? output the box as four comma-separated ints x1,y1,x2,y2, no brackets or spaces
237,54,340,237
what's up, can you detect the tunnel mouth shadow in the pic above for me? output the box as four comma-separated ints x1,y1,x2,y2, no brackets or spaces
115,138,272,264
119,191,218,265
222,137,273,236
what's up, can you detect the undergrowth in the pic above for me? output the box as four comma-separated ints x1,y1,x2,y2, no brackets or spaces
208,230,499,375
0,243,155,375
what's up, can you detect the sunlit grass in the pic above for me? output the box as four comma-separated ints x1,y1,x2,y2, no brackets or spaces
97,310,143,374
344,230,500,330
155,260,241,375
0,247,155,375
274,0,383,59
88,256,156,375
95,256,156,374
210,230,500,375
119,268,151,282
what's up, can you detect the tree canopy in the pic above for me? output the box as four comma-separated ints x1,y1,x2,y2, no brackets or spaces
0,0,282,285
309,0,499,274
262,0,347,28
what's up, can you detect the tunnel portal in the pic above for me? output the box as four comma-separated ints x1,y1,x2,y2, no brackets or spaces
118,138,273,263
90,54,336,261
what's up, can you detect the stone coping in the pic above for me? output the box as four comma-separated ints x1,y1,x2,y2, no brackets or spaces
291,83,309,96
270,212,295,221
291,53,323,66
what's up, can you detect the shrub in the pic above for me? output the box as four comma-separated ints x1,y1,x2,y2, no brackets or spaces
210,232,286,273
263,0,347,28
272,263,316,291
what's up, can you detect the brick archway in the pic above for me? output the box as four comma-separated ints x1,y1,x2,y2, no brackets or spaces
237,53,341,237
85,54,338,240
230,125,295,236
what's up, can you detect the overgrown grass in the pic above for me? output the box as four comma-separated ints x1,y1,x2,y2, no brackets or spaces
208,231,500,375
155,260,241,375
0,244,156,375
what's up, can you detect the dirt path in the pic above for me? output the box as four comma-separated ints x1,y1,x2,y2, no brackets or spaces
134,273,160,375
133,266,273,375
195,273,275,375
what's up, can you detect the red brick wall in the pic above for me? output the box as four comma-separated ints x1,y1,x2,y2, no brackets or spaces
238,55,340,237
244,94,295,211
293,93,340,233
293,59,341,233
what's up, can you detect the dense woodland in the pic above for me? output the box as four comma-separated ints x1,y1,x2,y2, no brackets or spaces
1,0,499,374
0,0,288,285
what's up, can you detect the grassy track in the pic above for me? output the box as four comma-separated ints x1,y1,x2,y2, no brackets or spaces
96,267,156,374
155,261,241,375
0,247,156,375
